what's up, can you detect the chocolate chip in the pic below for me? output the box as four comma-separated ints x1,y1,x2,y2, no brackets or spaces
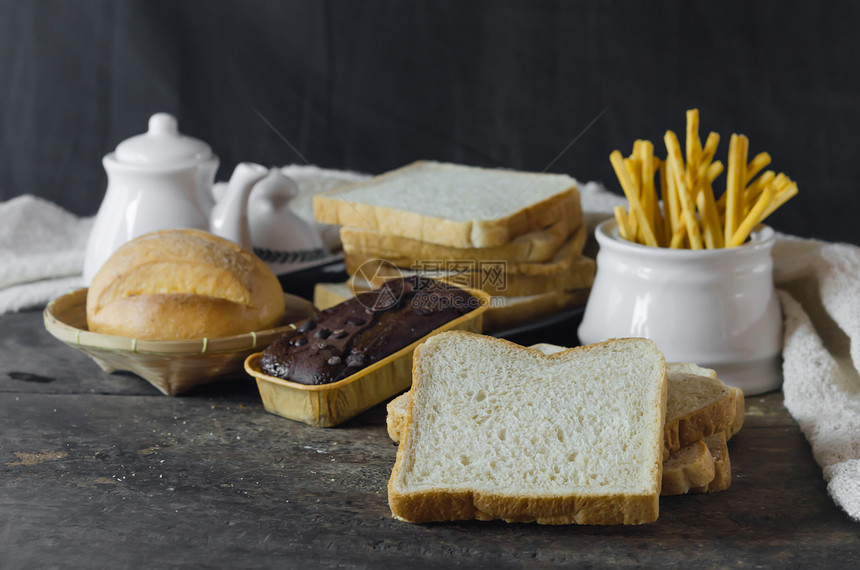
314,342,327,350
297,320,316,333
346,353,365,367
290,336,308,347
327,356,341,366
346,316,366,326
331,330,348,339
314,328,331,339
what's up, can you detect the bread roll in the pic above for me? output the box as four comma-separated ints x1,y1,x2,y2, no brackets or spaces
86,229,285,340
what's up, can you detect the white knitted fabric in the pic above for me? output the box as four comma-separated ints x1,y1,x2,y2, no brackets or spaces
773,237,860,521
1,170,858,521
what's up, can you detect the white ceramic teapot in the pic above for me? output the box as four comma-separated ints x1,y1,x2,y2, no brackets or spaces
245,169,328,274
82,113,268,283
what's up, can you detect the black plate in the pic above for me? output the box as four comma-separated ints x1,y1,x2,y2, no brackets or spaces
277,257,348,300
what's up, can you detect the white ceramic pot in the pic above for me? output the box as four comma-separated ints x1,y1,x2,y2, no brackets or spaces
578,219,783,395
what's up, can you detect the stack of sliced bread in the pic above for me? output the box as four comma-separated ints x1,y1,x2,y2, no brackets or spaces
313,161,595,331
386,333,744,525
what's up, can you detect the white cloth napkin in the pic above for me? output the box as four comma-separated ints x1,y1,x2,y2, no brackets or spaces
0,195,92,313
2,171,858,521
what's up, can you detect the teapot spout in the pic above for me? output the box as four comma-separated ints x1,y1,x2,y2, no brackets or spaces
210,162,268,249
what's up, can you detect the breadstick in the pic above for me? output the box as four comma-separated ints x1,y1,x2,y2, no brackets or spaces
724,134,749,243
638,140,662,247
651,156,666,247
610,150,658,247
686,109,702,191
741,170,776,217
664,131,704,249
624,157,642,240
697,177,724,249
758,180,798,222
696,137,721,183
664,158,681,244
669,222,687,249
744,152,771,185
708,161,724,184
658,160,672,246
700,132,720,166
614,205,632,240
728,184,775,247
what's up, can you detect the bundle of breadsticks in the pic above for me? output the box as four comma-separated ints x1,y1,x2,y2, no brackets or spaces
611,109,798,249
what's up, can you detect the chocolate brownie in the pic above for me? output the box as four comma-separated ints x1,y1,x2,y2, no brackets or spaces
259,277,474,385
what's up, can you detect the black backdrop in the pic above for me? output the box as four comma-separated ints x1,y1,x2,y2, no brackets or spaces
2,0,859,245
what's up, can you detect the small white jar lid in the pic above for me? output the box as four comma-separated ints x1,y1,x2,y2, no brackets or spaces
114,113,213,166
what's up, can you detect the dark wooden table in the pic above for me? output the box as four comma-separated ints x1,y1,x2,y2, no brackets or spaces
2,307,858,569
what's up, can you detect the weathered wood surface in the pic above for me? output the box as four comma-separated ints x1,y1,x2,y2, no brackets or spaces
1,309,858,569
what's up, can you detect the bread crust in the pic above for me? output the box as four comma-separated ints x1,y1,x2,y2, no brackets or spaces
348,251,594,300
313,161,581,248
388,333,667,525
661,440,716,496
727,387,745,439
663,389,737,457
390,487,660,525
691,433,732,493
87,229,285,340
345,224,588,281
340,204,582,265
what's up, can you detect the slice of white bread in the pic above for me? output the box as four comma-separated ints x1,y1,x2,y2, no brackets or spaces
312,279,373,311
388,390,733,498
664,370,738,456
314,161,581,248
667,362,744,440
388,333,667,525
346,224,589,281
341,220,580,267
661,440,716,495
387,353,741,448
691,433,732,494
353,258,595,298
351,255,594,299
313,280,589,332
387,344,740,499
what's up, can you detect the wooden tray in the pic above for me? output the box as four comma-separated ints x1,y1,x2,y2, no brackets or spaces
244,288,490,427
43,288,316,396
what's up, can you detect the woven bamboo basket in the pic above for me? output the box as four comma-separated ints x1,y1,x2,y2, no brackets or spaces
43,288,316,396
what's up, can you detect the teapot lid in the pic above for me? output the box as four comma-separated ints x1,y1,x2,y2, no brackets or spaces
114,113,214,166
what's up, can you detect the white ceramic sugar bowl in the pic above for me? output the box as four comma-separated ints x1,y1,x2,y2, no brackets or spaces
578,219,783,395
